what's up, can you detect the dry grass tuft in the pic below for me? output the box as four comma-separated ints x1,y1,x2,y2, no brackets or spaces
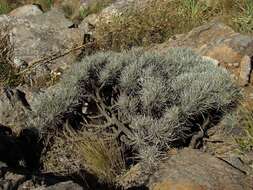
94,0,253,51
37,0,54,11
44,127,125,184
220,102,253,153
94,0,212,51
231,0,253,33
0,27,13,80
0,0,54,14
0,27,22,87
234,106,253,152
79,0,115,19
0,0,11,14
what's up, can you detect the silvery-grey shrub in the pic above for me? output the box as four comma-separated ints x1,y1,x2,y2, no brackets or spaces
27,48,241,168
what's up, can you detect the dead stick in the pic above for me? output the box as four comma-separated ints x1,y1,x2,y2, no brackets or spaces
216,156,247,175
18,42,95,75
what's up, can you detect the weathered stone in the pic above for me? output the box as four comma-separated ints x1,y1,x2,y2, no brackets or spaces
154,21,253,85
239,55,252,86
79,19,95,35
58,0,82,19
0,162,7,169
205,44,243,65
151,180,205,190
148,148,251,190
9,4,43,18
83,13,99,26
0,87,31,128
0,172,26,190
44,181,83,190
0,8,84,85
17,180,37,190
119,163,149,189
83,0,149,26
0,161,7,178
28,8,73,28
0,8,81,64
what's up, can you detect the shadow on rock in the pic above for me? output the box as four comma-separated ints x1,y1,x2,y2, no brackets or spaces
0,125,43,170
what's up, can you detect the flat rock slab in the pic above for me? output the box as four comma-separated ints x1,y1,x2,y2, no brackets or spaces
0,8,83,72
148,148,252,190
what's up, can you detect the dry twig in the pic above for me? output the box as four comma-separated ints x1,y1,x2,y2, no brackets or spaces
18,42,96,75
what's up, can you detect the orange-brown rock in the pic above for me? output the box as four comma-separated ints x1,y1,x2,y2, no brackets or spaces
152,180,206,190
148,148,252,190
154,21,253,87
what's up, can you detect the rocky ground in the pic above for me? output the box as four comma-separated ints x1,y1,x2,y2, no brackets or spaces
0,0,253,190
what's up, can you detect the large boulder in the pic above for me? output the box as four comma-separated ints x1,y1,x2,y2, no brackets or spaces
79,0,149,27
148,148,252,190
119,148,252,189
99,0,150,19
8,4,43,18
0,8,85,126
154,21,253,86
0,8,84,86
28,8,73,28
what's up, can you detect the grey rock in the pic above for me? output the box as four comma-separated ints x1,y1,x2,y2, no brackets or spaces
0,88,31,127
9,5,43,18
79,19,95,35
0,8,84,84
0,161,7,178
87,0,150,25
0,162,7,169
44,181,83,190
239,55,252,86
29,8,73,29
224,155,251,174
17,180,37,190
0,172,26,190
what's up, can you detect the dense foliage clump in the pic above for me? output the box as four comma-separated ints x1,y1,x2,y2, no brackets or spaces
27,48,241,181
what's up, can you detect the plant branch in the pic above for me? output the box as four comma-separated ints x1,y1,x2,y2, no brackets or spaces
18,42,96,75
